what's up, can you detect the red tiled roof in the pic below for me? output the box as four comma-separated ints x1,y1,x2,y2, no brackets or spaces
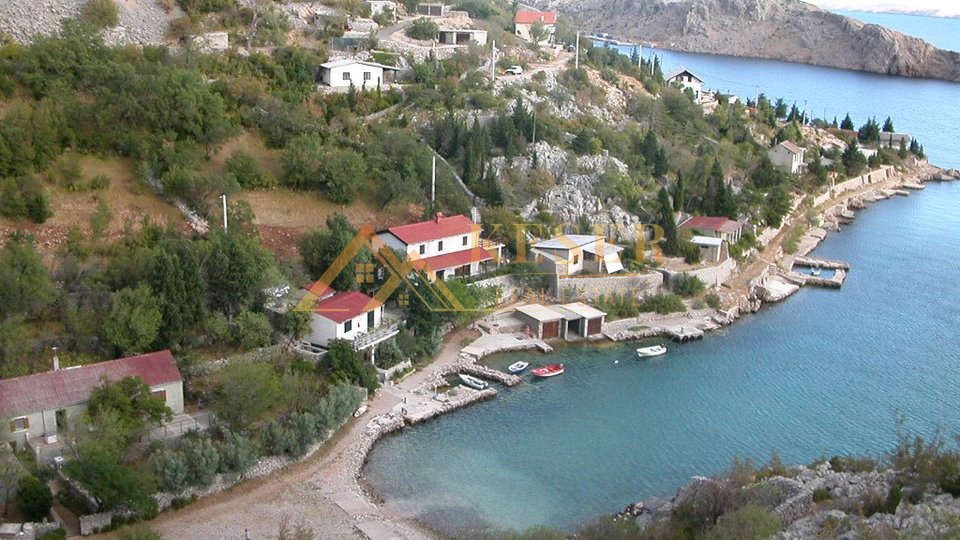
312,290,382,324
515,10,557,24
0,351,182,418
387,214,478,245
681,216,736,233
411,247,494,273
302,280,336,300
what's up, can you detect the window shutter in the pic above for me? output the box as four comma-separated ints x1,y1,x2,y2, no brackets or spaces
24,417,29,428
8,420,14,432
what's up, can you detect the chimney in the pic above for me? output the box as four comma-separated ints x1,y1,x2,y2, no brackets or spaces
435,212,444,223
52,347,59,371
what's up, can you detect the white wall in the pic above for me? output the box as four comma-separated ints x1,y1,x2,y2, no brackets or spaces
308,305,383,347
406,231,478,259
324,64,385,89
515,23,555,42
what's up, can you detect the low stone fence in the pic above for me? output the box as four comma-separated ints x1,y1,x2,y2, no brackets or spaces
0,521,62,540
662,259,737,289
79,512,115,536
377,360,412,383
55,470,100,514
813,166,895,206
558,273,663,302
471,274,524,305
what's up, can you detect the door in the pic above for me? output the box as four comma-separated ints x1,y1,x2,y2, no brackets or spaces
587,318,602,336
55,409,67,432
542,321,560,339
367,310,376,329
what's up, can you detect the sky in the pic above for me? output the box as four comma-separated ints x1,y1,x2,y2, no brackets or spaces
806,0,960,17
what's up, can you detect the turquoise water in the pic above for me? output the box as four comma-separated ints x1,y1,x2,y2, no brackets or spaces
364,181,960,535
834,10,960,52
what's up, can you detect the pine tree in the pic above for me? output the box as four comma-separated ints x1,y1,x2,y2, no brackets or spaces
656,187,679,255
840,113,855,130
673,172,686,213
882,117,895,133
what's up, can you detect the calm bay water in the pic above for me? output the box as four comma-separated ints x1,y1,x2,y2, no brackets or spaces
834,10,960,52
364,13,960,536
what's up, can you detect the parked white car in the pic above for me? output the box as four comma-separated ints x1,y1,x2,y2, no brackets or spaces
504,65,523,75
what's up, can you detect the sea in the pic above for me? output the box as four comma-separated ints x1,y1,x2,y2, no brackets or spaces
363,11,960,536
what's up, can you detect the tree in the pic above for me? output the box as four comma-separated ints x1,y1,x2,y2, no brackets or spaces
773,98,788,119
88,376,173,438
151,244,204,347
882,117,895,133
89,198,113,239
226,149,268,188
318,147,367,204
656,187,679,255
407,18,438,40
218,430,258,474
763,184,793,227
104,284,163,355
182,437,220,487
0,233,55,318
16,475,52,521
64,447,157,516
80,0,119,28
297,214,371,291
529,21,547,46
234,310,273,349
841,140,868,177
152,450,189,493
281,133,325,190
673,172,686,212
326,339,378,393
211,362,282,429
858,117,881,144
205,232,271,317
840,113,855,130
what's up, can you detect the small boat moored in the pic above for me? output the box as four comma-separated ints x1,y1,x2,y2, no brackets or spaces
459,373,489,390
811,266,822,276
507,361,529,374
531,364,565,377
637,345,667,358
353,405,368,418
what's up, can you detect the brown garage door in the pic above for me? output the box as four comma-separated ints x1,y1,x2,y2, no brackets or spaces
542,320,560,339
586,318,602,336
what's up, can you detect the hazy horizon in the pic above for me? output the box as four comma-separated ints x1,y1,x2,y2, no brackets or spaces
807,0,960,18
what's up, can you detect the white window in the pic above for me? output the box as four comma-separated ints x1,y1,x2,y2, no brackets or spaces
342,72,351,81
9,416,29,432
438,240,444,251
344,320,353,332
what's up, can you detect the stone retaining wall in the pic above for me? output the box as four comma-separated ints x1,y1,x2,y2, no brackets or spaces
662,259,737,289
79,512,114,536
813,166,895,206
377,360,412,383
558,273,663,302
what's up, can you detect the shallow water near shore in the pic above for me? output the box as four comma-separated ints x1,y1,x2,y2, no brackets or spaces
364,181,960,534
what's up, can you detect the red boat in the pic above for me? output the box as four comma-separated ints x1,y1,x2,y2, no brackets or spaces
531,364,565,377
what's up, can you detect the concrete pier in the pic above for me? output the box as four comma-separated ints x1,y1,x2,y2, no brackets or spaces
901,182,925,190
793,256,851,270
667,326,704,342
459,363,522,387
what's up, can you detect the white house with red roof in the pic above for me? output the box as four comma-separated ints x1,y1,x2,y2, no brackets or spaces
0,351,184,451
376,213,502,282
514,10,557,43
301,284,399,354
679,216,745,244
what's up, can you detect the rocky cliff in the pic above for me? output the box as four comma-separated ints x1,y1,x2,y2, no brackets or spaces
537,0,960,83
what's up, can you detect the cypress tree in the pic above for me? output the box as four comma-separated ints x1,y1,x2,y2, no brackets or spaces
673,172,686,213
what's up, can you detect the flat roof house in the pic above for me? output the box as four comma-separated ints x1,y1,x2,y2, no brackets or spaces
769,140,806,175
0,351,184,452
679,216,745,244
376,213,502,282
416,2,447,16
665,67,705,102
438,28,488,46
532,234,625,276
514,10,557,43
318,59,399,89
514,303,606,340
690,235,728,263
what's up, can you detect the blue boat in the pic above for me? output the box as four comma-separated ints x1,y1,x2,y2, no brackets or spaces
508,361,529,374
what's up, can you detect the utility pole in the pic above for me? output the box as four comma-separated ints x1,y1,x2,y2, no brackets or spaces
491,39,496,82
221,194,227,231
532,106,537,146
575,31,580,69
431,156,436,204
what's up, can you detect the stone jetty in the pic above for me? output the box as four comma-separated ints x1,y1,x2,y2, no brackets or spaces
459,361,522,387
792,256,851,270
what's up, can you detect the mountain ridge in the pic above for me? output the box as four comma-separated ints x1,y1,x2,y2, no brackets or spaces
536,0,960,83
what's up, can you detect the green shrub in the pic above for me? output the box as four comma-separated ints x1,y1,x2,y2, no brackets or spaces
116,524,163,540
37,530,67,540
17,474,53,521
89,174,111,190
407,18,438,40
829,455,877,473
234,310,273,349
152,450,190,493
218,430,258,474
263,420,294,456
182,437,220,487
81,0,119,28
288,411,319,457
812,487,832,502
672,274,706,297
704,504,780,540
225,149,269,189
639,293,686,314
705,292,721,309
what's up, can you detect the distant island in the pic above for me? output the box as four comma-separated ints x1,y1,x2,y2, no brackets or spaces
536,0,960,82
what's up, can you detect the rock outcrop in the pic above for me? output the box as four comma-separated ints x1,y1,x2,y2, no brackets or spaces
536,0,960,83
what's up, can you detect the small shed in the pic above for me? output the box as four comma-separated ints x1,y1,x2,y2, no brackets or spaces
515,304,564,339
551,302,606,339
691,235,726,263
417,2,447,16
438,28,488,46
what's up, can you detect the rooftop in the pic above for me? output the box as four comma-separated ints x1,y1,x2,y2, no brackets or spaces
691,235,724,247
388,214,478,245
558,302,606,319
514,10,557,25
0,351,182,417
534,235,614,251
778,140,805,154
665,66,704,84
515,304,564,322
312,291,382,323
320,59,399,71
680,216,742,234
411,246,494,273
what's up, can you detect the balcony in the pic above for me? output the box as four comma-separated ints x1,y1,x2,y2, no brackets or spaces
352,320,401,351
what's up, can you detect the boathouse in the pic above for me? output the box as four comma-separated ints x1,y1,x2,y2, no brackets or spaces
515,304,564,339
551,302,606,339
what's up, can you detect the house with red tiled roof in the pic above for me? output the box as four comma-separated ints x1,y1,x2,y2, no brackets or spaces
514,10,557,43
300,283,399,354
769,140,806,175
679,216,746,244
0,351,183,451
375,213,503,282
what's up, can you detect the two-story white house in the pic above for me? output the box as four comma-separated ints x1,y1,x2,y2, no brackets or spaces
375,213,502,281
769,140,806,175
318,59,399,89
666,67,705,102
531,235,625,276
301,284,398,357
514,10,557,43
0,351,184,452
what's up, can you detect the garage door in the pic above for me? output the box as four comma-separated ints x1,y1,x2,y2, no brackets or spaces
542,321,560,339
586,318,602,336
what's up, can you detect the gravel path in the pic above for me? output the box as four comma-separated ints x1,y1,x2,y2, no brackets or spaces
0,0,181,45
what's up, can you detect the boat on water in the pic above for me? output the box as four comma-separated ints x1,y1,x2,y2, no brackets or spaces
353,405,368,418
811,267,822,276
637,345,667,358
531,364,565,377
459,373,489,390
507,361,529,374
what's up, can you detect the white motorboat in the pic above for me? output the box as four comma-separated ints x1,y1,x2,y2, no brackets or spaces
459,373,489,390
636,345,667,358
508,361,529,374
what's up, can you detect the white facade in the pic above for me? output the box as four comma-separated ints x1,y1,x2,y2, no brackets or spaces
307,304,384,348
365,0,396,16
769,141,806,174
319,60,397,89
666,68,705,101
438,29,489,46
532,235,624,276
